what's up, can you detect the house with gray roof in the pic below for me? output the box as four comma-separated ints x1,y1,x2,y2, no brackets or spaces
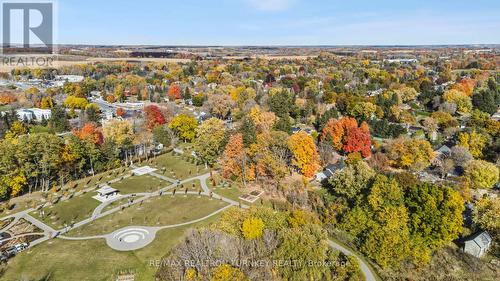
463,231,492,258
315,160,346,182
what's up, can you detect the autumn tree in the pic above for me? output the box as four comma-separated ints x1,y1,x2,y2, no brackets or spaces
288,131,320,177
458,131,488,158
473,197,500,237
168,114,198,142
386,136,434,171
64,95,88,109
442,89,472,113
193,118,226,168
73,123,104,145
364,175,410,268
321,117,371,157
210,264,248,281
4,121,27,140
221,133,248,181
464,159,499,189
102,119,134,146
116,107,125,117
167,84,182,100
241,217,264,239
250,131,290,182
144,105,166,130
206,94,235,119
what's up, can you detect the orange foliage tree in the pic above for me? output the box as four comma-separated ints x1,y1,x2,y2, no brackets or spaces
221,133,247,180
116,107,125,117
0,93,17,105
73,123,104,145
321,117,372,158
453,78,476,96
288,131,320,177
168,84,182,100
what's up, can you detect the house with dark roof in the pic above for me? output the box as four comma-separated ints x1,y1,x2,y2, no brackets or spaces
463,231,492,258
435,145,452,157
315,160,346,182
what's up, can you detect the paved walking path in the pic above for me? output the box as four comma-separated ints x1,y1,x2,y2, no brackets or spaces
0,165,379,281
327,239,378,281
60,204,233,251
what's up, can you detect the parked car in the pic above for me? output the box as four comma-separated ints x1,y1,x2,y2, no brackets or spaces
4,246,17,257
14,242,28,252
0,253,8,263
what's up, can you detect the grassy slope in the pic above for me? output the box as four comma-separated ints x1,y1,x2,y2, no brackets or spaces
2,213,223,281
68,196,228,237
30,192,100,230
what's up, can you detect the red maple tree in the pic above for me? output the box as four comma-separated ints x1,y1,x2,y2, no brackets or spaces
321,117,372,158
144,105,166,130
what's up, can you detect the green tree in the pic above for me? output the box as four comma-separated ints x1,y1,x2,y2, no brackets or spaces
269,88,294,118
405,183,464,260
153,126,172,147
193,118,226,167
328,161,375,202
273,224,333,281
239,116,256,147
49,105,71,133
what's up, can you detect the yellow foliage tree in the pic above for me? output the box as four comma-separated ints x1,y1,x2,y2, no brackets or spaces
241,217,264,240
288,131,320,177
210,264,248,281
458,131,488,158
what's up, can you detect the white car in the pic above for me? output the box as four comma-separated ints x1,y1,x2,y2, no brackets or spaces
14,243,28,252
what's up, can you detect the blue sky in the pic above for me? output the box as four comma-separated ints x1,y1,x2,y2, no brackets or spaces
56,0,500,45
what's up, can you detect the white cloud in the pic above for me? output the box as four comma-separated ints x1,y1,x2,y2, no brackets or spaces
246,0,297,11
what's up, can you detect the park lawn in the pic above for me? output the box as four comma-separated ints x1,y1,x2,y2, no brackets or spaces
62,166,130,192
110,174,165,195
31,191,100,230
2,212,225,281
150,152,207,179
212,186,245,202
68,195,228,237
179,178,202,192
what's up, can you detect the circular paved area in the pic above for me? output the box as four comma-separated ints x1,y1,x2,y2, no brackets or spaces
106,226,159,251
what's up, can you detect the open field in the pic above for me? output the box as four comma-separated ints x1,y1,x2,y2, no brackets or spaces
30,192,100,229
1,213,223,281
69,196,228,237
148,152,207,179
110,174,165,194
0,56,192,72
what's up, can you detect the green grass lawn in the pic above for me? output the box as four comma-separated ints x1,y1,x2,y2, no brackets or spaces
149,152,208,179
110,174,166,194
62,167,130,193
212,185,245,202
1,212,225,281
68,195,228,237
30,192,100,230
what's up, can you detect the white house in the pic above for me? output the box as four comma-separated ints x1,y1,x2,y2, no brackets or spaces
93,185,120,202
463,231,492,258
53,75,85,87
16,108,51,122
